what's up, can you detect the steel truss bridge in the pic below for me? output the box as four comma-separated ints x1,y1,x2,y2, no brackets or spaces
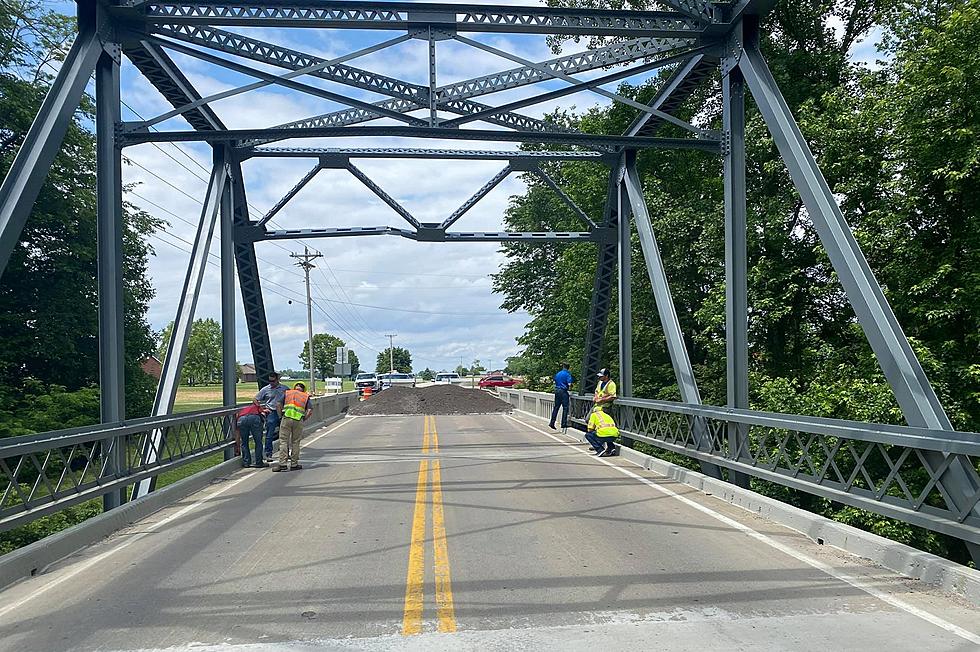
0,0,978,646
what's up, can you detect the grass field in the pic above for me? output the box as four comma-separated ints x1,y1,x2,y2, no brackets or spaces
172,381,355,413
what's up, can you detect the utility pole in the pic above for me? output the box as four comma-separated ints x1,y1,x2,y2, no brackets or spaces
291,246,323,395
385,334,397,373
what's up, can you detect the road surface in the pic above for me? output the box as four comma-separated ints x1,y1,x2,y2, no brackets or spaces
0,413,977,651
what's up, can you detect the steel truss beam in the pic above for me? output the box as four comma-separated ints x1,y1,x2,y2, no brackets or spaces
141,34,426,128
246,148,611,162
123,40,226,131
134,1,705,38
580,167,622,396
626,53,717,137
346,163,420,229
739,45,980,552
454,34,706,138
441,46,715,128
230,156,276,387
531,168,597,230
440,166,512,230
0,22,102,277
256,164,320,228
96,42,127,510
624,157,721,479
238,34,692,147
253,227,595,242
119,125,722,152
134,156,228,499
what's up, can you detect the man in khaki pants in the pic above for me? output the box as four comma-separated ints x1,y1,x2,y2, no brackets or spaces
273,382,312,472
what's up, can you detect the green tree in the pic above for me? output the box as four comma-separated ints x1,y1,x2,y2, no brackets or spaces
159,318,223,385
470,359,485,375
0,1,160,422
419,367,434,381
300,332,348,380
376,346,412,373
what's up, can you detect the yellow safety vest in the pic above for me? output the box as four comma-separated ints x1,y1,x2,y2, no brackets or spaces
589,409,619,438
283,389,309,421
594,379,617,403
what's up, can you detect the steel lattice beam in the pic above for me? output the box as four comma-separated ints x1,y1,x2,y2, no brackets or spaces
133,1,706,38
580,166,622,396
123,40,226,131
246,147,611,162
148,24,588,145
253,227,596,242
119,125,722,152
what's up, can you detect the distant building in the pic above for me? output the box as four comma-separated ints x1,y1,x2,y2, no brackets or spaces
240,363,257,383
141,355,162,380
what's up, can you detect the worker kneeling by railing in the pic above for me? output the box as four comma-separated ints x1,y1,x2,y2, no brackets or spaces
585,405,620,457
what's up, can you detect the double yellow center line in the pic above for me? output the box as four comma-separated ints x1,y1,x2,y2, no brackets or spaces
402,415,456,635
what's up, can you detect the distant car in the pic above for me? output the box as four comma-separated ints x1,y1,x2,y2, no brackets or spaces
379,372,417,388
355,372,380,394
479,374,519,389
435,372,460,384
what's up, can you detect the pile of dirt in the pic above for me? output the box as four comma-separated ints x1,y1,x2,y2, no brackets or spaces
348,384,513,416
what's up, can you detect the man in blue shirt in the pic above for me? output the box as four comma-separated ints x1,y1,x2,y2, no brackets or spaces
549,362,574,430
255,372,287,462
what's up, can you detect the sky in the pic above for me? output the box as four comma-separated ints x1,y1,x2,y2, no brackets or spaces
40,1,887,375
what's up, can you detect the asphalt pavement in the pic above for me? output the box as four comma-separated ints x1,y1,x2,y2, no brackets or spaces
0,413,977,651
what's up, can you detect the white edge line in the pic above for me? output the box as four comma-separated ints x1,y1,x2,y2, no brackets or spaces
504,413,980,644
0,416,359,619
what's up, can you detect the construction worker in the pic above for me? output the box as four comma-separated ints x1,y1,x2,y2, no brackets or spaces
586,405,620,457
594,367,617,407
273,382,312,472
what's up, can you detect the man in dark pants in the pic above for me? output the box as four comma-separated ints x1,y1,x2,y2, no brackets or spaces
549,362,574,431
255,372,286,462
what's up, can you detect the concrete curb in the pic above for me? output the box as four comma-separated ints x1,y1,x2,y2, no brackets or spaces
0,457,243,592
511,408,980,607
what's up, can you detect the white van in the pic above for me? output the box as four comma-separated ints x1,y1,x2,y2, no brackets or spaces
435,372,460,384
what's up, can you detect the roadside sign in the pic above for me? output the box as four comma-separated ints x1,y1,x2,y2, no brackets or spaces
334,363,352,376
336,346,349,364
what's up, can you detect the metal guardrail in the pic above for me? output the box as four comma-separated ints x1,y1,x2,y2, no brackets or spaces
499,389,980,545
0,392,357,533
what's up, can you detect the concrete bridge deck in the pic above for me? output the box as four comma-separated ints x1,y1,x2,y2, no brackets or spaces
0,414,977,651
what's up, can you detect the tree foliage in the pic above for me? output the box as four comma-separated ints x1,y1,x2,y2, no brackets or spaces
0,1,159,427
495,1,980,561
376,346,412,373
159,318,224,386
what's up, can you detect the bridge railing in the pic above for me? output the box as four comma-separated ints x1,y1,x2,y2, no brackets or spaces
498,388,980,547
0,393,356,534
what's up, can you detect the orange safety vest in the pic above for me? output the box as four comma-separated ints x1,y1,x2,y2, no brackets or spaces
283,389,310,420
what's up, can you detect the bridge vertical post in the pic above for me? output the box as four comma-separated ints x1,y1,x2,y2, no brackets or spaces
624,159,722,480
220,149,237,460
722,23,752,489
231,156,276,388
580,165,621,397
617,155,633,398
739,43,980,561
96,39,127,510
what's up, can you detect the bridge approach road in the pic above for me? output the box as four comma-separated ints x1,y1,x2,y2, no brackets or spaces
0,413,977,651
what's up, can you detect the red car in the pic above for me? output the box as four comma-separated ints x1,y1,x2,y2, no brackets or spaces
479,374,519,389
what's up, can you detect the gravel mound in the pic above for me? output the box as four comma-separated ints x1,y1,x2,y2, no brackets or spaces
348,384,513,416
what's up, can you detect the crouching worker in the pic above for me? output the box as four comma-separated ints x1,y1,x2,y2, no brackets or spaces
585,405,620,457
237,400,270,468
273,382,312,472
